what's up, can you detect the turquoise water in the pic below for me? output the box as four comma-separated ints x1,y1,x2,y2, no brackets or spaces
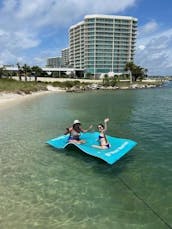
0,86,172,229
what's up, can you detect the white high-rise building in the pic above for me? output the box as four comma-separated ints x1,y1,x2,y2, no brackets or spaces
46,57,62,68
61,48,69,67
69,14,137,76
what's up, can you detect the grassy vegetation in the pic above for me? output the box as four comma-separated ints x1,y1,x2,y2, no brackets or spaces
51,80,90,88
0,78,163,94
0,78,91,94
0,78,47,94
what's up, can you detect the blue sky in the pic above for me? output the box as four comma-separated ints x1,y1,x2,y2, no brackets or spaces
0,0,172,76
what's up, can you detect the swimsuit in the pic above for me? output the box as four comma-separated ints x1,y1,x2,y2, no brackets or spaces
99,135,104,139
68,129,81,141
105,143,110,148
98,134,110,148
68,135,80,141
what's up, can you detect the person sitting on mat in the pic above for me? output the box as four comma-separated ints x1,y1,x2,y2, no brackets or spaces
64,120,92,144
92,118,110,149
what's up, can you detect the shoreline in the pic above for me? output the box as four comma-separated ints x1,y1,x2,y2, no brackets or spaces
0,79,165,108
0,87,65,109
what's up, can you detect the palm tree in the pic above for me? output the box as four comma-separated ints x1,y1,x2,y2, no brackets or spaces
103,74,110,87
124,62,148,81
22,64,31,82
0,66,4,79
31,66,44,81
16,63,22,81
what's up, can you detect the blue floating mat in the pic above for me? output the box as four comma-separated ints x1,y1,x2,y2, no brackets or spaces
46,132,137,165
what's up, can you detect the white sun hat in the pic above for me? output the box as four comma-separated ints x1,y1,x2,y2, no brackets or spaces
73,120,81,124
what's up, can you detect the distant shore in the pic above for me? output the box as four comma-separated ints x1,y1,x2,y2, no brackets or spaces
12,76,165,84
0,77,165,108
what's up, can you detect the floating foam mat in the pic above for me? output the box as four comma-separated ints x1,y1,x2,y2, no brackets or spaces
46,132,137,165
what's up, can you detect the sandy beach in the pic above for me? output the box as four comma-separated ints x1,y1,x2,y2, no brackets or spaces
0,91,47,109
0,86,65,109
0,77,100,108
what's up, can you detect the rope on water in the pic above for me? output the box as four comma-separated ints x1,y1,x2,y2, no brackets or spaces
118,176,172,229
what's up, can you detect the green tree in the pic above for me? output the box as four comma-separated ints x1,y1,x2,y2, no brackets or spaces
22,64,31,82
31,66,45,81
85,72,92,79
110,76,117,87
0,67,4,78
124,62,148,81
103,74,110,87
16,63,22,81
3,69,13,79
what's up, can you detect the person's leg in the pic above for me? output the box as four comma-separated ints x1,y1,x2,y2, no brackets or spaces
69,139,85,144
92,144,109,149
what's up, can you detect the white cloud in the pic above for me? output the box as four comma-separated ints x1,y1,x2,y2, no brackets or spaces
138,45,145,50
136,25,172,76
13,31,40,49
0,29,40,54
1,0,17,13
0,0,137,28
140,20,158,34
0,49,23,65
0,0,137,66
1,0,172,75
14,0,136,25
0,29,8,36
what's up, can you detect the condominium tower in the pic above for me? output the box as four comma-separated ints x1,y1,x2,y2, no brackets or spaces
61,48,69,67
69,14,137,76
46,57,62,68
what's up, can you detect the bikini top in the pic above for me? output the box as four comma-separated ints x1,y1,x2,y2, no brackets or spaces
99,135,105,139
70,128,80,137
99,134,107,142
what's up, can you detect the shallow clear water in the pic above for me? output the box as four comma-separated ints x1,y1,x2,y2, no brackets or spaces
0,86,172,229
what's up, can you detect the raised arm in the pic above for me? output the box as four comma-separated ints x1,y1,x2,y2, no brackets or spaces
104,118,109,132
80,125,93,133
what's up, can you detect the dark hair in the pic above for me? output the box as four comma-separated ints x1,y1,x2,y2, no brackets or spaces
98,123,104,129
